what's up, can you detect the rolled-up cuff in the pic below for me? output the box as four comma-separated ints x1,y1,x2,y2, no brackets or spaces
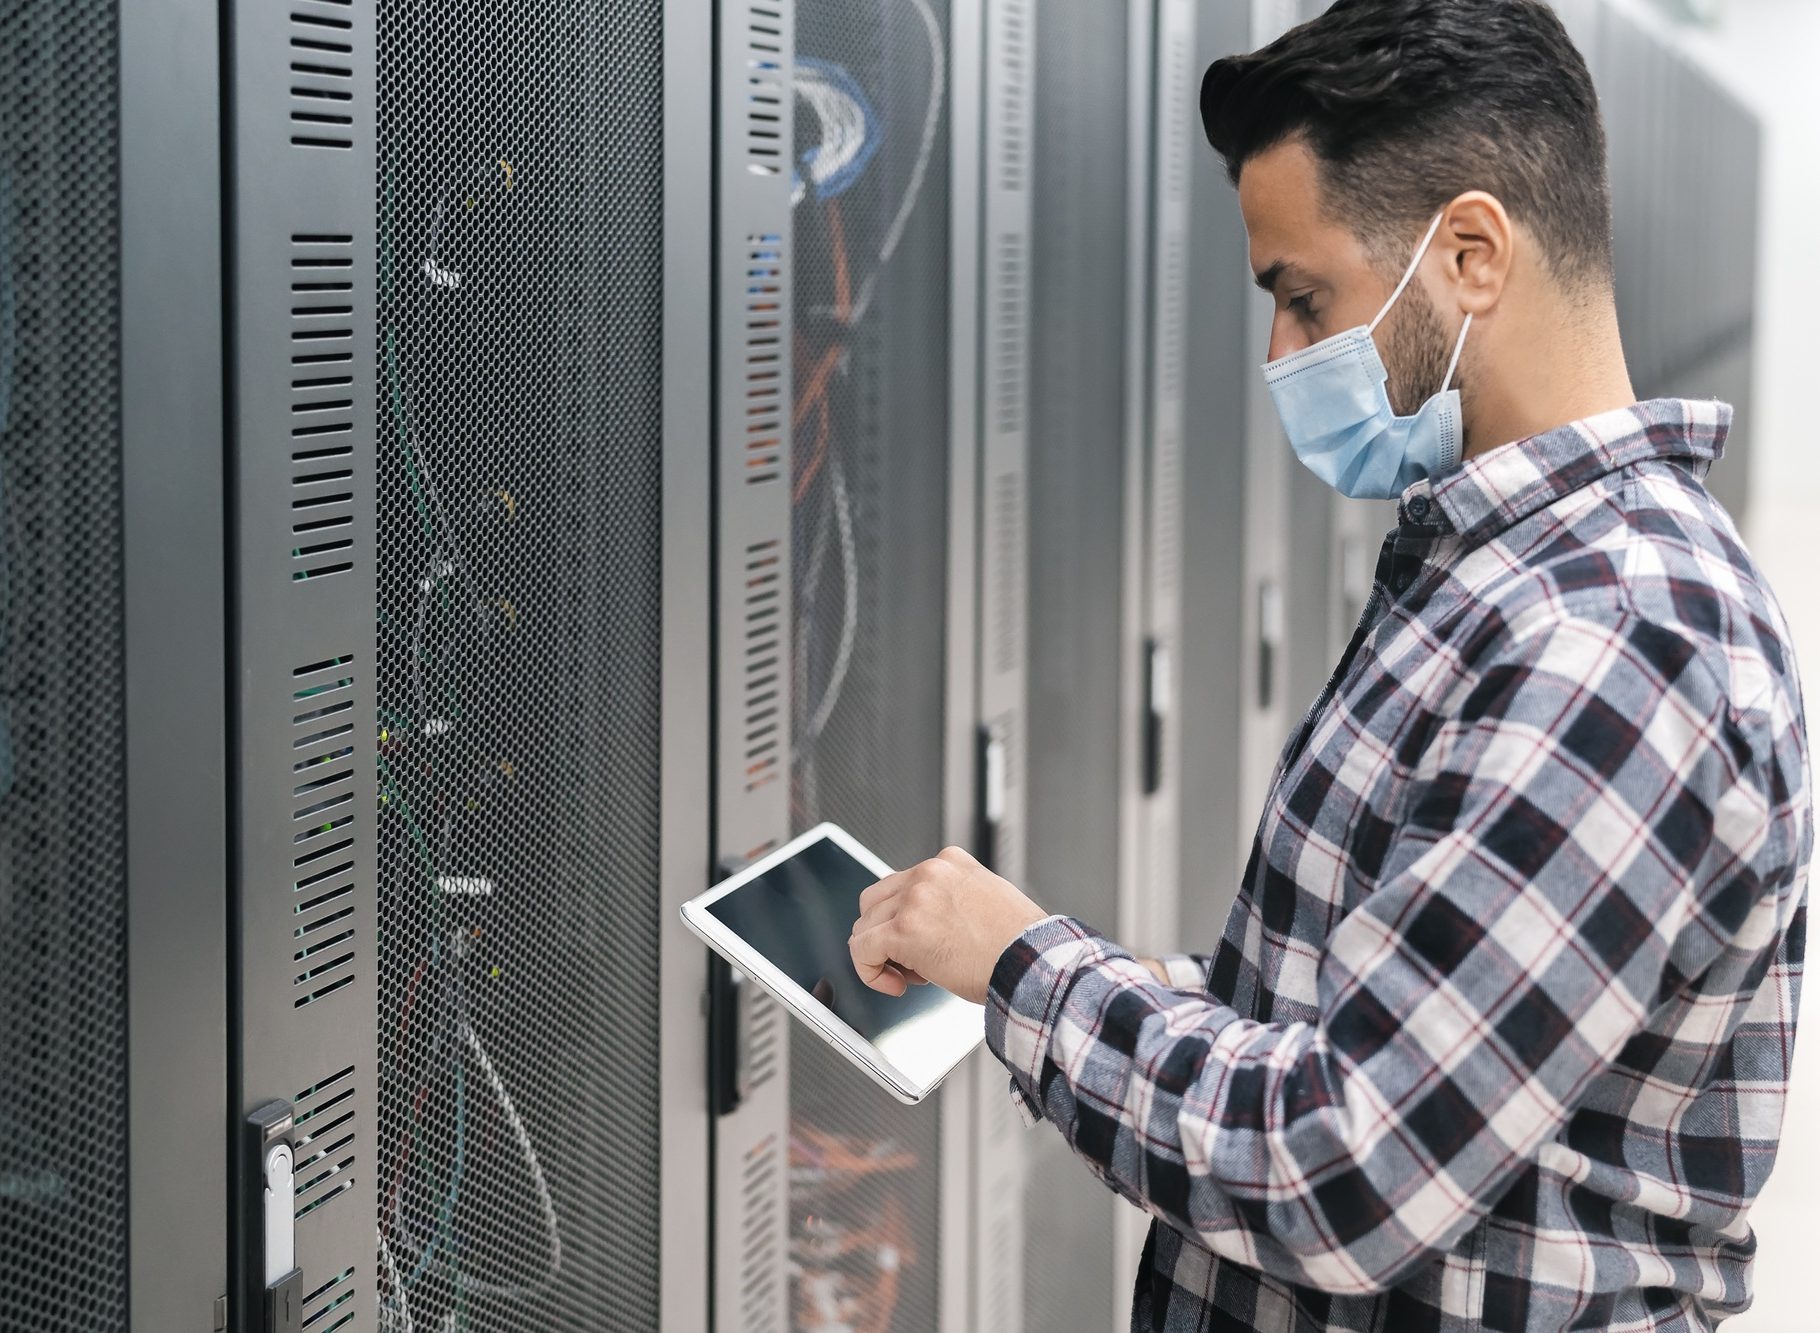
984,915,1110,1119
1155,953,1215,990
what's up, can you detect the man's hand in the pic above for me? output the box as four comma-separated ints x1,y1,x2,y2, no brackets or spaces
849,846,1049,1005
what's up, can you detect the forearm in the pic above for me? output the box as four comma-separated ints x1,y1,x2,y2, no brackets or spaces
988,918,1470,1293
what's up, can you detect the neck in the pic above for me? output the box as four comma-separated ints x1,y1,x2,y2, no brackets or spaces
1461,295,1637,460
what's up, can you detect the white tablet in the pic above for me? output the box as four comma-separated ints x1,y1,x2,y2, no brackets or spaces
681,823,986,1106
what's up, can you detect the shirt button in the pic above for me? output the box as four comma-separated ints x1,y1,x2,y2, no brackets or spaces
1406,496,1431,522
1394,571,1413,594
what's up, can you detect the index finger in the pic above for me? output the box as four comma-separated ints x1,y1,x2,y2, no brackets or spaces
858,868,912,915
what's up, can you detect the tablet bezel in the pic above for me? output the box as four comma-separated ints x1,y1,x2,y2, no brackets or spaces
680,822,985,1106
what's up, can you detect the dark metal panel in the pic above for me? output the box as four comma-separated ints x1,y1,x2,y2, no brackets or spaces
1027,0,1128,945
119,0,230,1325
226,0,378,1325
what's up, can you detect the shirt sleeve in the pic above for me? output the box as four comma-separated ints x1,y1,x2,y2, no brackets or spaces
985,611,1771,1294
1151,954,1216,990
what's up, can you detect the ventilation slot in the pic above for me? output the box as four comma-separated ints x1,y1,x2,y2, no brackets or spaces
1159,231,1186,406
740,1133,785,1332
997,0,1030,192
743,4,788,175
1155,435,1182,603
1156,225,1187,596
289,3,356,148
746,993,783,1092
289,235,358,581
992,472,1022,675
742,541,784,793
1162,30,1190,202
986,716,1019,883
293,1067,358,1224
743,235,786,485
301,1266,357,1332
992,232,1027,437
291,660,359,1008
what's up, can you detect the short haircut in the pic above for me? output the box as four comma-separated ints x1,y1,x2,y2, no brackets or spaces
1200,0,1613,289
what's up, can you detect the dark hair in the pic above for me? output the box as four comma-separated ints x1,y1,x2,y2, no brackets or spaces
1201,0,1612,288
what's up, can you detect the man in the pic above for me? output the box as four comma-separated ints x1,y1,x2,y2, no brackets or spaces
848,1,1810,1329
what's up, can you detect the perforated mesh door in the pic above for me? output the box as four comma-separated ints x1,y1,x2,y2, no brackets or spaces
1021,0,1130,1325
786,0,951,1325
0,3,128,1330
374,2,666,1327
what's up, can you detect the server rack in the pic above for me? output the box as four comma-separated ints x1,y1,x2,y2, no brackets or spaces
967,2,1033,1329
1177,0,1266,963
1019,1,1141,1327
1181,0,1307,915
1,1,228,1328
1011,2,1198,1325
708,0,1025,1328
1265,0,1353,818
224,1,710,1330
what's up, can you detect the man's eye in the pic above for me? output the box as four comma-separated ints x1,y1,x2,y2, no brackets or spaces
1287,293,1317,318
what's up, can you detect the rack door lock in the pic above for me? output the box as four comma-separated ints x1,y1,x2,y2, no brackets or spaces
243,1100,304,1333
1143,639,1173,796
977,725,1009,872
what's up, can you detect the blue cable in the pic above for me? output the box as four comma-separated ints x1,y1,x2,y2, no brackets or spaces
404,978,469,1294
795,57,883,202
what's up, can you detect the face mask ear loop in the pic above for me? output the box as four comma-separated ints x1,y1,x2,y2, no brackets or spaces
1441,312,1473,395
1367,210,1449,337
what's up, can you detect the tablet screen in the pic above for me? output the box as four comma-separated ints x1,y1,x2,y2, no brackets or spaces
704,834,980,1088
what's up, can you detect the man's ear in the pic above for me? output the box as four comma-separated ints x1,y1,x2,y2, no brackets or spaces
1438,192,1514,317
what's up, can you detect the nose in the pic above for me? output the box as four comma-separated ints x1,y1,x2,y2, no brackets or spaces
1267,311,1311,364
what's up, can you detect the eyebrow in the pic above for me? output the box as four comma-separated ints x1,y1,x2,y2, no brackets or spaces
1254,260,1288,294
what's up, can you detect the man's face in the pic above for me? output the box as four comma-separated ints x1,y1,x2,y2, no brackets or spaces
1237,138,1457,416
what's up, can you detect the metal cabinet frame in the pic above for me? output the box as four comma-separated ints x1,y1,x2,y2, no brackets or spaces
122,0,232,1323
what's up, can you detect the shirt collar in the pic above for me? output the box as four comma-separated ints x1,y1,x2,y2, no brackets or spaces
1398,398,1732,543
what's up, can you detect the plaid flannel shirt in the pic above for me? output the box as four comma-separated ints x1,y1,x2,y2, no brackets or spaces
986,400,1810,1332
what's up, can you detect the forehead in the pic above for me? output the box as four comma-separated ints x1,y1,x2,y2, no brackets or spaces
1236,138,1371,280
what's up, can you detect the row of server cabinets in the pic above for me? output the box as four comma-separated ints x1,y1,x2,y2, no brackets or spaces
0,0,1758,1330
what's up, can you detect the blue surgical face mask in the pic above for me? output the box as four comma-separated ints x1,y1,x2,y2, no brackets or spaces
1262,212,1473,501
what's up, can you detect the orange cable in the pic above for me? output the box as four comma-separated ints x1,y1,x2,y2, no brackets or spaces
828,199,853,325
794,396,832,503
